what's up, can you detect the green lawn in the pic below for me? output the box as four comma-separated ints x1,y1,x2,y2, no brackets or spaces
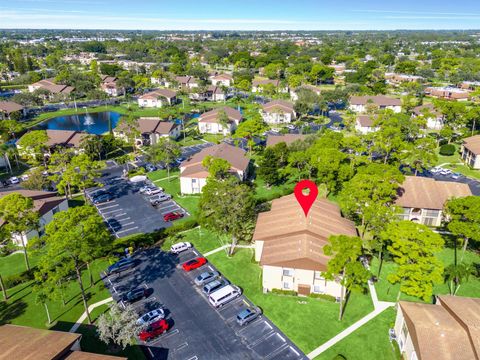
161,227,225,254
1,258,111,330
0,251,41,277
314,308,400,360
208,248,374,354
371,248,480,303
435,145,480,180
253,176,295,201
0,257,144,357
147,169,200,218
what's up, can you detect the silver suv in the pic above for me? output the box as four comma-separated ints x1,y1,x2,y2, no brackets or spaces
202,278,230,295
194,271,220,286
150,193,171,206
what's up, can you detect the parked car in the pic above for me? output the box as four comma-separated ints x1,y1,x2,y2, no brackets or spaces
121,288,147,304
137,308,165,326
430,167,442,174
208,285,242,308
236,307,261,326
194,271,220,286
150,193,172,206
145,163,157,172
440,168,452,176
286,124,296,130
451,172,462,180
106,258,136,275
163,211,184,222
170,242,192,254
139,319,170,342
202,278,230,295
8,176,19,184
20,174,29,181
144,187,162,196
182,257,207,271
92,192,114,204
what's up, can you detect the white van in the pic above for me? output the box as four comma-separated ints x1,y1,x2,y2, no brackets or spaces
170,242,192,254
208,285,241,308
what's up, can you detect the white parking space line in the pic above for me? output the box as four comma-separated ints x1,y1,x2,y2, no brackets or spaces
176,342,188,351
186,356,198,360
193,250,199,256
115,226,138,235
118,221,135,227
112,286,118,293
143,283,148,289
101,207,123,215
98,204,119,211
161,328,179,340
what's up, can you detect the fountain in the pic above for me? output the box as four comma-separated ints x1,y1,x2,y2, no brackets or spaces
83,107,95,126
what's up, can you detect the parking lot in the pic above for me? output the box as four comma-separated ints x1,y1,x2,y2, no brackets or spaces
103,247,307,360
425,169,480,196
88,175,188,238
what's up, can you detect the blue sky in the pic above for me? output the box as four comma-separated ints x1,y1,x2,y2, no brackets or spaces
1,0,480,30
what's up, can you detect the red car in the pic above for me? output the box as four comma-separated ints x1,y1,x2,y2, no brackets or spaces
163,211,184,222
139,319,170,342
182,257,207,271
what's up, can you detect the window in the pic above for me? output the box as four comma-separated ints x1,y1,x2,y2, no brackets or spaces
401,321,408,340
283,282,291,290
314,271,323,280
313,285,322,293
425,209,440,217
192,179,197,184
283,268,294,277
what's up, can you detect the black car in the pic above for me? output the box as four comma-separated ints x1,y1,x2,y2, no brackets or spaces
121,288,147,303
92,192,114,204
106,258,136,275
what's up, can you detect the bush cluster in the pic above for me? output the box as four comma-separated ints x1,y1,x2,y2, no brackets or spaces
439,144,456,156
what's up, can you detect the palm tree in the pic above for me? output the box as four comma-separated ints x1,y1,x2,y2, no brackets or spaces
444,263,474,295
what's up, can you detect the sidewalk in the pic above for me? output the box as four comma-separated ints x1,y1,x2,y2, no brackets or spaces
69,297,113,333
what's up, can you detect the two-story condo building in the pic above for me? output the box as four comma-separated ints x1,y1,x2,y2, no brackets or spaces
395,176,471,227
394,296,480,360
198,107,242,135
179,143,249,194
260,100,296,124
253,194,358,298
137,89,177,108
461,135,480,169
349,95,402,113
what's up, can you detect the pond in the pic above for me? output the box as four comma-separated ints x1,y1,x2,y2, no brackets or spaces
37,111,122,135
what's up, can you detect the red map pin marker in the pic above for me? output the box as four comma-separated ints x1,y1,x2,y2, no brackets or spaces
294,180,318,217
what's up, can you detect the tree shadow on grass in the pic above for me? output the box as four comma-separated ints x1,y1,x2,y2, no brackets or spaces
0,299,27,325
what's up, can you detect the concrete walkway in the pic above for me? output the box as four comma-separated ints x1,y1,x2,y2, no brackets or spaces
307,276,395,359
204,244,255,257
69,297,113,333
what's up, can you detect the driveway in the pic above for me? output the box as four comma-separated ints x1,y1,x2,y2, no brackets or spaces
103,247,307,360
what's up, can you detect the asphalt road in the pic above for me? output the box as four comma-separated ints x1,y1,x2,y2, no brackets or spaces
103,247,307,360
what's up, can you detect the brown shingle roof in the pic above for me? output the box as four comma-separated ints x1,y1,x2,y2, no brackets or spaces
266,134,307,147
356,115,374,127
262,100,295,114
253,79,280,87
44,129,86,148
253,195,357,271
394,176,472,210
0,189,66,218
399,296,480,360
33,78,75,94
180,143,249,178
139,88,177,100
463,135,480,155
0,101,24,114
198,107,242,124
0,324,81,360
350,95,401,106
66,351,127,360
116,118,177,135
413,103,442,117
211,73,233,81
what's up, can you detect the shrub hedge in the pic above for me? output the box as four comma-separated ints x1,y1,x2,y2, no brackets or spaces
439,144,456,156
